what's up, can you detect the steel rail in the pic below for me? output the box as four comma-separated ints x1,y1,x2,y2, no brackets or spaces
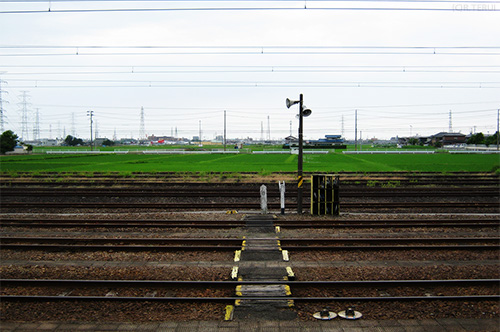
2,219,498,229
2,244,497,251
2,279,498,303
1,295,497,303
2,278,498,287
2,180,498,187
1,236,498,251
2,236,498,244
1,202,498,209
1,187,498,197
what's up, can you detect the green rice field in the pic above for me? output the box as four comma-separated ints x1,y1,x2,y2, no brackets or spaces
1,151,498,174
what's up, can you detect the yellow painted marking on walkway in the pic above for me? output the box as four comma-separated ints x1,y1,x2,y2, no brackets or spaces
238,276,243,281
235,299,241,306
284,285,292,296
288,300,295,307
275,226,281,233
282,250,289,261
231,266,239,280
234,250,241,262
286,266,295,278
235,285,242,296
224,305,234,321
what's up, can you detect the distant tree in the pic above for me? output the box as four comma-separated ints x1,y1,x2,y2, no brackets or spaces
0,130,19,154
407,138,419,146
102,139,115,146
485,131,499,147
64,135,84,146
433,141,443,148
467,132,485,145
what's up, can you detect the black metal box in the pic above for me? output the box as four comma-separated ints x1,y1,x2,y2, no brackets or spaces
311,174,339,215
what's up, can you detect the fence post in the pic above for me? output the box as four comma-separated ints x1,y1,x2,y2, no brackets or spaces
279,181,286,215
260,184,268,214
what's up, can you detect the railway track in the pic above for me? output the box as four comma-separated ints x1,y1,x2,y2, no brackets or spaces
2,236,498,251
1,171,498,187
1,201,498,211
2,172,499,323
1,279,498,303
2,218,498,229
1,187,498,197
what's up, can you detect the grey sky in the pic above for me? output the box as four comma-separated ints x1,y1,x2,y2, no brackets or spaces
1,0,499,141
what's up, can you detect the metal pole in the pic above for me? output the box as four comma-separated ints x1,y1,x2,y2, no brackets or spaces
497,109,499,151
224,110,226,151
354,109,357,151
87,110,93,151
297,93,304,214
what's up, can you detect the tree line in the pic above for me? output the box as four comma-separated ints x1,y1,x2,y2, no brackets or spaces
467,132,499,146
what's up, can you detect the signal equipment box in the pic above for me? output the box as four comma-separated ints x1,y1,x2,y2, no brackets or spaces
311,174,339,215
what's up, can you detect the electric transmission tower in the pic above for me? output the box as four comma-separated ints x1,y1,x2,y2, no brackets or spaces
94,120,99,139
267,116,271,140
448,110,453,133
139,106,145,140
71,112,76,137
18,91,31,141
0,78,8,133
33,108,40,141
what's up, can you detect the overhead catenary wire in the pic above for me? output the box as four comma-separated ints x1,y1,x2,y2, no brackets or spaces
2,3,500,14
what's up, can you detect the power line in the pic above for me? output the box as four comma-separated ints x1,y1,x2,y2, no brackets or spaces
3,51,500,56
2,5,499,14
6,83,500,88
3,65,500,75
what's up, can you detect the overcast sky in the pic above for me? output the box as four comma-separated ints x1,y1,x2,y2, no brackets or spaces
0,0,499,141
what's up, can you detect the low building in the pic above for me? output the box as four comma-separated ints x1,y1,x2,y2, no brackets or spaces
431,132,466,146
283,135,346,149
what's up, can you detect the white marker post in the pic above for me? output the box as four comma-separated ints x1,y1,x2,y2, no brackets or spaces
279,181,286,215
260,184,268,214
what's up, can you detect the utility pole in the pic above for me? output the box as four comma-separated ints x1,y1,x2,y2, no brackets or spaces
224,110,227,151
260,121,264,141
354,110,358,151
341,115,344,138
0,78,8,133
297,94,304,214
267,116,271,141
87,110,94,151
285,93,312,214
199,120,202,145
497,109,499,151
139,106,145,140
360,131,362,151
